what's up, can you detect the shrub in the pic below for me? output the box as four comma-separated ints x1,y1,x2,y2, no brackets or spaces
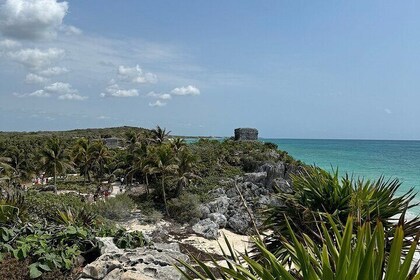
137,200,163,223
262,167,420,259
93,194,135,221
167,193,201,224
25,192,87,223
113,229,149,249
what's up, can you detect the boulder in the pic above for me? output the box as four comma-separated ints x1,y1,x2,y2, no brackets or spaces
208,213,227,228
82,240,188,280
192,218,219,239
243,172,267,186
97,237,123,255
206,196,229,215
227,213,251,234
258,162,286,188
199,204,210,219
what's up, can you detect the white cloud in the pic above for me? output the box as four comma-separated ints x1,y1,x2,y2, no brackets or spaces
146,91,172,100
60,25,82,36
118,65,158,84
44,82,76,94
8,48,65,69
149,100,166,107
25,73,48,84
100,83,139,98
0,0,68,40
38,66,68,76
0,39,21,49
58,93,87,100
384,108,392,114
171,85,200,96
97,115,110,120
14,82,86,100
29,89,50,97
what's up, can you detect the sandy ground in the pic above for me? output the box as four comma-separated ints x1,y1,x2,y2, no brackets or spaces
122,215,251,257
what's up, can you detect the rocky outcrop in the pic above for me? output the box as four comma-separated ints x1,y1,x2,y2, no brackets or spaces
81,238,188,280
192,218,220,240
194,162,294,235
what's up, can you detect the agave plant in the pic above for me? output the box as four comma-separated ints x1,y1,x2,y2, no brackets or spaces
176,214,420,280
262,167,420,259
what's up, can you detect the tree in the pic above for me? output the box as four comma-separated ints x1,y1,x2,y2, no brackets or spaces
4,146,35,185
72,138,93,185
40,137,73,193
174,149,199,196
89,140,113,183
150,125,171,145
169,137,186,153
149,145,178,215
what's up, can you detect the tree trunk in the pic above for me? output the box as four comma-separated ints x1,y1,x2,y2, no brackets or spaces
53,162,57,194
145,174,149,196
83,168,87,186
162,175,169,216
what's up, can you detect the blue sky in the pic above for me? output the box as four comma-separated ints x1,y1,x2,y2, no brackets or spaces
0,0,419,139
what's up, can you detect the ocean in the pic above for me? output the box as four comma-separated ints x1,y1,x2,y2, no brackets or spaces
261,139,420,215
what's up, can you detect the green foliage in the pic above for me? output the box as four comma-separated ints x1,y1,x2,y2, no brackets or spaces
176,215,420,280
56,207,97,228
26,192,87,223
93,194,136,220
113,229,149,249
262,167,420,259
0,205,19,224
167,193,201,224
0,223,99,278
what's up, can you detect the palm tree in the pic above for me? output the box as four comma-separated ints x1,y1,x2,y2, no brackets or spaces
150,125,171,145
89,140,113,183
72,138,93,185
169,137,186,153
149,145,178,215
40,137,73,193
174,149,199,196
4,146,35,185
128,145,153,195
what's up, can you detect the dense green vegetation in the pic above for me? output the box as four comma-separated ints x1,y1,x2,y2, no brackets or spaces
1,125,419,279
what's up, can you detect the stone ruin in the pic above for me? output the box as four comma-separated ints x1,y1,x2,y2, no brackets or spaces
234,128,258,141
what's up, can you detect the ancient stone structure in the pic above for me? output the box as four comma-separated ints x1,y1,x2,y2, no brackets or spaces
234,128,258,141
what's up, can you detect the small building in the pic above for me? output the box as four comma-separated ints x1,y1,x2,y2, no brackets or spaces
234,128,258,141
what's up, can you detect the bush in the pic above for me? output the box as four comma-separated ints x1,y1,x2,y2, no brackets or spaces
137,200,163,223
93,194,135,221
26,192,87,222
113,229,149,249
167,193,201,224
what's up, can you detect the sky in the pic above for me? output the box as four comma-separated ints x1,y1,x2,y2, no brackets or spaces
0,0,420,139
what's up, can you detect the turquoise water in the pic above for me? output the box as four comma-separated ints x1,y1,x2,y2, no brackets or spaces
261,139,420,215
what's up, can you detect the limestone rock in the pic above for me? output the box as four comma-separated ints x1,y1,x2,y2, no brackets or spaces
208,213,227,228
82,239,187,280
192,218,219,239
228,213,251,234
